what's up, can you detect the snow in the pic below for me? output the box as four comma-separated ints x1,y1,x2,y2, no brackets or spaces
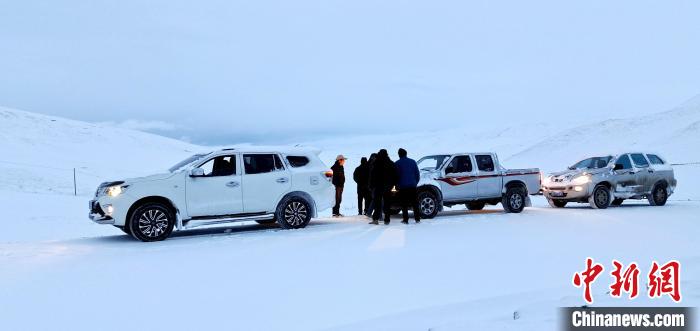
1,97,699,330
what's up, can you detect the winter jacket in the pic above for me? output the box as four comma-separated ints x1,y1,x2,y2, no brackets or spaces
370,154,396,191
331,161,345,187
353,160,370,191
395,156,420,189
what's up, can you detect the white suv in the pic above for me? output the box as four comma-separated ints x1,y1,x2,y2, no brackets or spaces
89,147,334,241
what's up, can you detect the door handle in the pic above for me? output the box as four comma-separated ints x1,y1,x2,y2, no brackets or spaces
226,181,240,188
276,177,289,183
647,169,654,173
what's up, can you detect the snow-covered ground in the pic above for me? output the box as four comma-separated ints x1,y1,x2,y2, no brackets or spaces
1,96,699,330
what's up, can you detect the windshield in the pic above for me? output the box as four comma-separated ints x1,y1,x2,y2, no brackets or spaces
570,156,612,170
169,153,209,173
417,155,450,171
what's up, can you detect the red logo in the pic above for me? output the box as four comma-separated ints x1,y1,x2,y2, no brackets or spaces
572,258,681,304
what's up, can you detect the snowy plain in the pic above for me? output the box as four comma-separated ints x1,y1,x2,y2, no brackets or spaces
1,96,699,330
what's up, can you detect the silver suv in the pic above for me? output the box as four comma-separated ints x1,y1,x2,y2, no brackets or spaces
542,153,676,209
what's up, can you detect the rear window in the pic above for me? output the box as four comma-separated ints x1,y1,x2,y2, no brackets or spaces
630,153,649,168
475,155,495,172
647,154,665,165
286,156,310,167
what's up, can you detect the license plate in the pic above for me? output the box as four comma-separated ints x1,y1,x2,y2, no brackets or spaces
550,191,565,197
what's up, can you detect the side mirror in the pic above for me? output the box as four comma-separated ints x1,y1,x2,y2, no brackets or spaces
567,166,575,170
613,164,623,171
190,168,205,177
445,166,454,174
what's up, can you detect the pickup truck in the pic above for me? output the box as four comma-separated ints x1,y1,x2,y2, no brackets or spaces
409,153,541,218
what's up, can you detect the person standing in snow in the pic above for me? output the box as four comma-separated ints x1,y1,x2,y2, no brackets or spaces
369,149,396,225
365,153,378,217
395,148,421,224
353,157,370,216
331,155,347,217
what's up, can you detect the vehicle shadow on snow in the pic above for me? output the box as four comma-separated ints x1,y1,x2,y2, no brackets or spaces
82,221,338,244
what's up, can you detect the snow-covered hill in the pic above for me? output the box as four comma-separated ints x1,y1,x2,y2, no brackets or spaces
507,94,700,172
0,106,203,195
1,99,699,331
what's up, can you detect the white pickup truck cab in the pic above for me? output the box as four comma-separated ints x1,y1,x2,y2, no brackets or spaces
411,153,541,218
89,147,334,241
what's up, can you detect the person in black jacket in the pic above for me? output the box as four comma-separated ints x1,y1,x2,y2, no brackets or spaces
353,157,370,215
331,155,347,217
369,149,397,225
365,153,378,217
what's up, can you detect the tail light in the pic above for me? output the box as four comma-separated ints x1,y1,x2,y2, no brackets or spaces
323,170,333,181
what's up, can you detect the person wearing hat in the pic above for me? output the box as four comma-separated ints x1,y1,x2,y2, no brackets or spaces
331,154,347,217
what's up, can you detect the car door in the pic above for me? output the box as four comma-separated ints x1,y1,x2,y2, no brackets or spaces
186,154,243,217
439,155,477,201
474,154,501,198
630,153,653,192
242,153,291,213
612,154,640,195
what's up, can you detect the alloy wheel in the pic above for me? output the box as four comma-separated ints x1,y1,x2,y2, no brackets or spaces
509,193,523,210
420,197,435,215
137,209,169,238
284,201,308,226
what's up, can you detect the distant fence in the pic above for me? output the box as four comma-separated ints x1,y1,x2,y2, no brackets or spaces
0,159,147,196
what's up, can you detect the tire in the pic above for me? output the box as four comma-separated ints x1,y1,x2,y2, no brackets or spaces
466,201,486,210
648,183,668,206
588,185,612,209
547,199,567,208
502,186,526,213
417,190,439,219
128,202,175,242
611,198,624,206
275,197,312,229
114,225,132,236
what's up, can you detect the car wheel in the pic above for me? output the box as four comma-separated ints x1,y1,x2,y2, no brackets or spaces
417,191,439,219
114,225,132,236
547,199,567,208
466,202,486,210
611,198,624,206
502,187,526,213
128,202,175,242
648,183,668,206
588,185,611,209
276,197,311,229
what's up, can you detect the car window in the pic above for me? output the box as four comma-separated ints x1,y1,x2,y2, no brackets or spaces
647,154,665,165
273,154,285,171
197,155,236,177
244,154,283,174
417,155,450,171
475,155,495,172
630,153,649,168
286,155,309,167
446,155,472,174
615,154,633,170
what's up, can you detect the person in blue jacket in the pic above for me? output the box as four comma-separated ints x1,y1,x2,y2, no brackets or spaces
394,148,421,224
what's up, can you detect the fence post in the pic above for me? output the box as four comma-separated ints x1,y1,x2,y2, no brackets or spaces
73,168,77,196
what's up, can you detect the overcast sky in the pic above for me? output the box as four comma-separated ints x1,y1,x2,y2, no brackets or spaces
1,0,699,145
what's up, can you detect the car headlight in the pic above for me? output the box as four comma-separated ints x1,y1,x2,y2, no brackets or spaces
571,175,591,185
104,184,128,197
